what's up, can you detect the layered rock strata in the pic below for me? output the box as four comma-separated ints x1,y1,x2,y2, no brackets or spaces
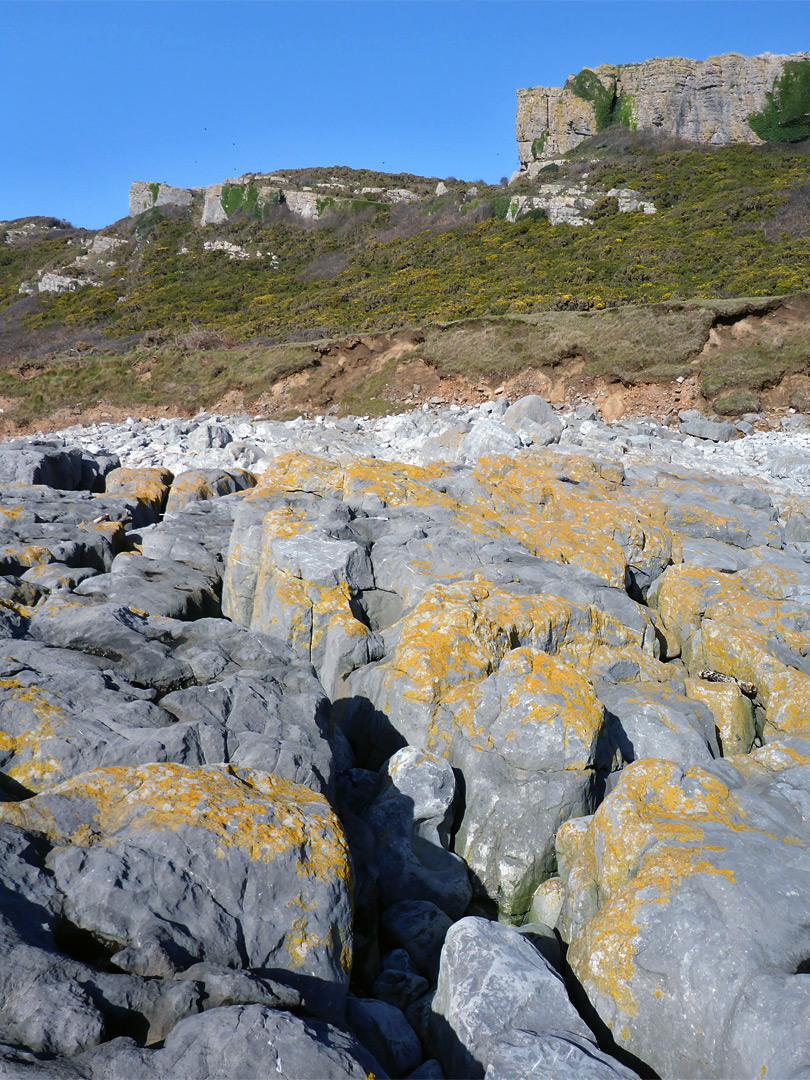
517,51,810,170
1,401,810,1076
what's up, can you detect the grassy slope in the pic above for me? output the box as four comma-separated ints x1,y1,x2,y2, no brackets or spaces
1,141,809,425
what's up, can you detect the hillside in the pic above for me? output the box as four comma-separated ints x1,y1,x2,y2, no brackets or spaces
1,132,810,431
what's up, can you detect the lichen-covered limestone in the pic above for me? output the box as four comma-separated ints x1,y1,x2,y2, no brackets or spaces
559,755,810,1078
0,763,354,1007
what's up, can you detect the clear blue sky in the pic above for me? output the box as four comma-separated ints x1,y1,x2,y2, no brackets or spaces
2,0,809,229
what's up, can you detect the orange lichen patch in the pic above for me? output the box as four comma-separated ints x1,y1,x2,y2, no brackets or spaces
555,816,593,882
250,453,345,500
253,574,368,661
568,844,735,1021
564,759,748,1022
737,563,807,601
0,678,63,787
342,458,454,506
750,740,810,770
0,763,352,884
104,466,174,514
20,545,52,568
167,468,255,511
473,453,680,586
685,676,756,755
390,580,640,708
0,505,27,525
503,649,603,762
0,595,33,620
701,620,810,737
570,759,747,908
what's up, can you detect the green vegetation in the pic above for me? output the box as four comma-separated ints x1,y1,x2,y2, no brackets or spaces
531,134,548,160
748,59,810,143
148,182,160,205
5,145,810,346
221,182,260,219
714,389,763,415
701,337,810,397
0,339,321,427
566,68,632,132
418,304,713,383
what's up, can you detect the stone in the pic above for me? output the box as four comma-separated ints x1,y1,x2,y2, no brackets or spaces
428,917,636,1079
597,680,721,765
164,468,255,513
680,416,738,442
559,755,810,1079
79,1004,385,1079
363,747,471,919
380,900,453,980
346,998,422,1077
0,764,353,1018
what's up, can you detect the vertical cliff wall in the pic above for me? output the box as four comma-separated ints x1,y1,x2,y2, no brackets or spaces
517,51,810,170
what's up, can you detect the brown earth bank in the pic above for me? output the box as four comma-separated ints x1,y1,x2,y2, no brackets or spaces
2,293,810,436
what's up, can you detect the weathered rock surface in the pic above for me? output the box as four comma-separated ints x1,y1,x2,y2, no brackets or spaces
429,917,637,1078
3,397,810,1077
517,51,810,167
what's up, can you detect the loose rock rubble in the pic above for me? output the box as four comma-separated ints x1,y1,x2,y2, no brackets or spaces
1,396,810,1078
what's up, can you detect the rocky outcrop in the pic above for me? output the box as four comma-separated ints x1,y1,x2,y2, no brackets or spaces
517,51,810,169
4,401,810,1076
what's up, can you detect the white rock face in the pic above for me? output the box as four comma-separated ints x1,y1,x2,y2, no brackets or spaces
129,181,194,216
516,51,810,165
281,190,321,220
506,186,655,226
201,184,227,226
37,272,97,294
202,239,278,264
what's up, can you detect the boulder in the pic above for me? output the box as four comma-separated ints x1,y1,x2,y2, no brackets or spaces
0,763,353,1018
559,755,810,1078
428,917,637,1079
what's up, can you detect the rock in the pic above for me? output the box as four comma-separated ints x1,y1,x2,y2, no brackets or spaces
559,754,810,1079
380,901,454,980
104,466,173,516
363,747,471,919
429,917,636,1079
516,52,810,165
680,416,738,442
165,468,255,513
79,1004,386,1079
597,680,721,765
0,441,117,490
186,422,233,452
73,552,221,620
0,763,353,1018
346,998,422,1077
459,419,522,461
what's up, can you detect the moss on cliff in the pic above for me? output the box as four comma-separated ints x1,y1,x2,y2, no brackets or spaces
748,59,810,144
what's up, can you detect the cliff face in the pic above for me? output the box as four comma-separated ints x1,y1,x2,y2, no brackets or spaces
517,51,810,169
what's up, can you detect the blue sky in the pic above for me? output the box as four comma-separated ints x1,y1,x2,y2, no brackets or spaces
2,0,809,229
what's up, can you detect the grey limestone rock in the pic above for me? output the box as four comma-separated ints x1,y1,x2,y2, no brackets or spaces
429,917,636,1080
597,680,721,765
0,441,118,491
346,997,423,1077
459,418,522,461
363,747,471,919
0,763,353,1020
380,900,454,980
73,552,221,620
79,1004,386,1079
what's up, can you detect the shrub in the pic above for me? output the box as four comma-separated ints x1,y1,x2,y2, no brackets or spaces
748,60,810,144
713,388,763,414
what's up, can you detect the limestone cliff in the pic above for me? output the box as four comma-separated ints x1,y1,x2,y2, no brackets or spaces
517,51,810,171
